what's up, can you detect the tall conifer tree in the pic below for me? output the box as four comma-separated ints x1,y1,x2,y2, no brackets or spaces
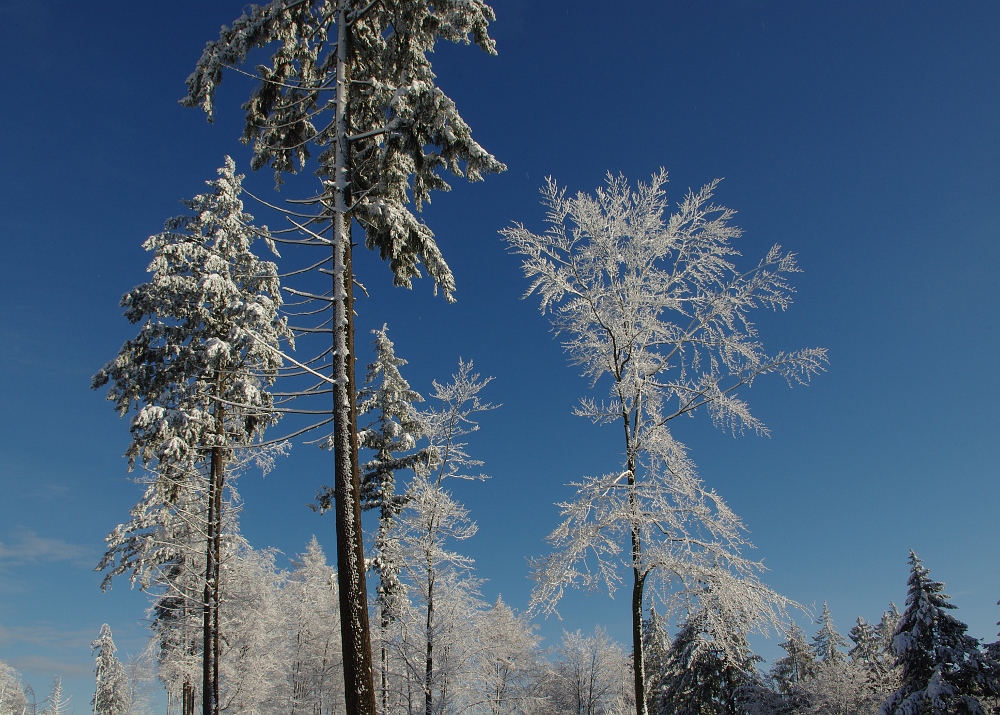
184,7,504,711
94,159,288,715
356,325,427,714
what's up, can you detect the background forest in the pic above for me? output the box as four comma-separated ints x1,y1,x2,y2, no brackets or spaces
1,2,999,715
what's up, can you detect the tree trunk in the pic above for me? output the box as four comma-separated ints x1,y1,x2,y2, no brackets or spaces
381,616,390,715
203,386,225,715
425,567,434,715
331,6,376,714
627,456,648,715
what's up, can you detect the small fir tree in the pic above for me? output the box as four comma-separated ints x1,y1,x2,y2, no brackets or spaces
355,326,427,715
92,624,129,715
643,608,672,715
771,625,818,695
813,603,848,666
880,551,995,715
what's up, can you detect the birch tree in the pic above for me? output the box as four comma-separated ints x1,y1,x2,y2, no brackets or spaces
473,598,540,715
544,628,633,715
503,171,826,715
184,6,504,711
94,159,288,715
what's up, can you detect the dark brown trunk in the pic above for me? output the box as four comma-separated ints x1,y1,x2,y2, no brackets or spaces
212,438,223,715
203,387,224,715
182,679,194,715
627,454,647,715
332,217,376,715
331,6,376,715
381,614,390,715
425,569,434,715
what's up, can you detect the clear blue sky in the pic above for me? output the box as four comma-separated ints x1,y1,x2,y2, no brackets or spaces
1,1,999,710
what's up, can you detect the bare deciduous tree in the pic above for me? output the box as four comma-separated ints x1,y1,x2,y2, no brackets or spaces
504,171,827,715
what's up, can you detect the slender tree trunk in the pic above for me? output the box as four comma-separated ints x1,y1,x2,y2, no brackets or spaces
211,434,223,715
331,6,376,714
424,567,434,715
627,453,647,715
381,615,390,715
203,387,225,715
202,466,215,715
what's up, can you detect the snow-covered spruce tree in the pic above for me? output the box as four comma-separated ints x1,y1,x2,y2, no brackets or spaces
356,325,428,715
771,626,818,696
184,6,505,712
813,604,848,667
643,608,673,715
848,618,880,673
94,158,288,715
653,607,762,715
0,660,28,715
880,552,996,715
504,172,826,715
850,610,900,692
93,624,129,715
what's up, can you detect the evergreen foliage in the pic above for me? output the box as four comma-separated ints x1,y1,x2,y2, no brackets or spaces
184,8,505,709
653,609,761,715
812,604,848,666
92,624,129,715
771,626,818,695
880,552,995,715
93,159,288,715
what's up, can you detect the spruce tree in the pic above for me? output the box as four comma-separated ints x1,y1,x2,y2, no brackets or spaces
643,608,672,715
850,617,880,668
355,325,427,715
813,603,848,666
94,158,288,715
880,551,995,715
771,625,818,694
92,624,129,715
656,609,761,715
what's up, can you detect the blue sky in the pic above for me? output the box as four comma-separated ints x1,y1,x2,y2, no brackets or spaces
1,0,999,710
